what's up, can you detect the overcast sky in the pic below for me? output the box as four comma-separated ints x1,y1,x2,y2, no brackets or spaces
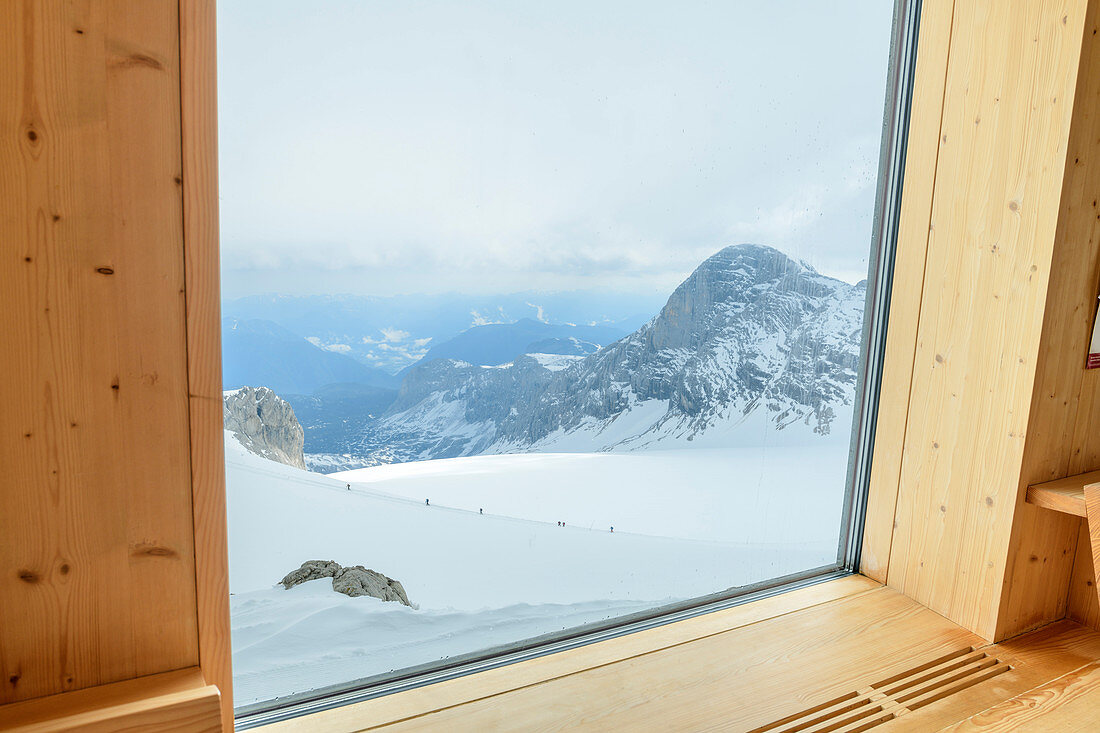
217,1,895,298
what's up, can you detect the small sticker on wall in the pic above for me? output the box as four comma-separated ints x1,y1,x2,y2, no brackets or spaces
1090,296,1100,369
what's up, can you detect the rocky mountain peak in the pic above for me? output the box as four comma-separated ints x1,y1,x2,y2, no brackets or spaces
324,244,866,464
224,386,307,469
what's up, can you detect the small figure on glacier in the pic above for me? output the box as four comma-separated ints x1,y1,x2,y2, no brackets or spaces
479,508,483,515
426,498,430,506
610,526,614,533
346,483,350,491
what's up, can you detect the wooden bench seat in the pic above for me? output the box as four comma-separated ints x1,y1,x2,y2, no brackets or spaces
1025,470,1100,517
1026,470,1100,614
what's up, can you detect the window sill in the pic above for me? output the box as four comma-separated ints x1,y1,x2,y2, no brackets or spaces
258,575,877,731
256,574,1100,732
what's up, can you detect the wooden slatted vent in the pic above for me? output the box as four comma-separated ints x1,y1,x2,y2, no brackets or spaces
748,646,1011,733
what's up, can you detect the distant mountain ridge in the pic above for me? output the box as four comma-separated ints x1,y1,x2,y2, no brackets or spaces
335,244,866,465
406,318,623,371
223,291,662,374
222,318,400,395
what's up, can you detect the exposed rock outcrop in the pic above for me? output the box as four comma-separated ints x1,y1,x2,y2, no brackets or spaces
278,560,413,607
224,386,307,469
280,560,341,589
332,565,411,606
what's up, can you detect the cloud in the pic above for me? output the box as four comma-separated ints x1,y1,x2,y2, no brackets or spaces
470,308,509,327
217,1,892,298
526,302,548,323
380,327,410,343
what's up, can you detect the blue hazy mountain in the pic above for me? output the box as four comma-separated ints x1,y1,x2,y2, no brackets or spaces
222,292,662,374
410,319,624,368
222,318,400,394
524,336,601,356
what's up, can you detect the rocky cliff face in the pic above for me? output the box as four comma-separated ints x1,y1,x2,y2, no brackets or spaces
343,244,866,463
224,386,307,469
503,244,865,445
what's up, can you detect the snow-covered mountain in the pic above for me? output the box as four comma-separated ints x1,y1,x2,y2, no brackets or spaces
338,244,866,465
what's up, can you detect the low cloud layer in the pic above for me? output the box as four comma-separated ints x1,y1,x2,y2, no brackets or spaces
218,1,892,297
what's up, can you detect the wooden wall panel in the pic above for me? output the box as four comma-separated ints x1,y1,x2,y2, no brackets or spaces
1067,522,1100,628
884,0,1088,640
0,0,199,703
180,1,234,729
997,0,1100,640
861,0,956,582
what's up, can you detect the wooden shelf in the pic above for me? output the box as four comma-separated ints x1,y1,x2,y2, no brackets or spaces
1025,470,1100,518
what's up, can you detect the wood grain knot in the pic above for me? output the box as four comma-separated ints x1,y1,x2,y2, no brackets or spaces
25,129,37,142
131,544,178,559
8,675,18,687
119,53,165,71
96,266,114,275
60,563,70,575
17,569,40,583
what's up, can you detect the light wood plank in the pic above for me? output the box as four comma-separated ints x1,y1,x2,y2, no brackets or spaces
1025,473,1095,517
883,619,1100,730
885,0,1089,640
3,685,221,733
862,0,957,584
366,588,983,732
0,667,218,732
1022,469,1100,519
1083,483,1100,626
0,0,199,703
258,592,1100,733
996,0,1100,640
937,660,1100,732
264,575,879,733
1067,521,1100,628
179,0,234,728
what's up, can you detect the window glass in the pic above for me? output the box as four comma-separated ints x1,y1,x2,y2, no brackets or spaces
218,0,898,710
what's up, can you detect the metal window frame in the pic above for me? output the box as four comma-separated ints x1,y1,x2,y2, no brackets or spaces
234,1,922,726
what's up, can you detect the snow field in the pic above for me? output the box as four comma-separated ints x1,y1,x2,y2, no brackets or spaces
227,433,846,705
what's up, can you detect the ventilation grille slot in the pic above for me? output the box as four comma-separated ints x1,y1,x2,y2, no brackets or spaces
748,646,1011,733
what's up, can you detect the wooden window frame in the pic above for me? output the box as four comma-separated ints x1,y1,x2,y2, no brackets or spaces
177,0,1100,728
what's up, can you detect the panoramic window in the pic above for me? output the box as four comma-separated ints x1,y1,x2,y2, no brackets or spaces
218,0,904,716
